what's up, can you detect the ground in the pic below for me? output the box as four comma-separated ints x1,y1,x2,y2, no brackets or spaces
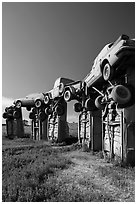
2,135,135,202
57,150,135,202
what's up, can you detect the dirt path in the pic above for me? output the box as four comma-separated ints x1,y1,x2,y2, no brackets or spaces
57,150,135,202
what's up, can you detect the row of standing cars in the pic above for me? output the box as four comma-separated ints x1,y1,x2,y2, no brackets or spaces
3,34,135,122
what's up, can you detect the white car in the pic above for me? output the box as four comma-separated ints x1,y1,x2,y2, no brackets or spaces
14,93,45,110
43,78,74,116
44,77,74,104
52,77,74,99
84,34,135,89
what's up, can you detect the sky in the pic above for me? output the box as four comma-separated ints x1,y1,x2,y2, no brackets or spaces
2,2,135,123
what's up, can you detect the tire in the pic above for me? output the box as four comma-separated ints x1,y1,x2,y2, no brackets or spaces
64,90,72,102
64,86,76,102
35,99,42,108
7,114,14,120
32,108,37,114
118,84,135,108
3,112,8,119
26,107,31,111
15,100,22,108
45,107,52,115
55,105,65,116
38,111,48,122
13,111,21,119
85,98,98,111
44,95,50,105
103,63,114,81
95,96,105,110
73,102,83,112
29,112,35,120
111,85,131,105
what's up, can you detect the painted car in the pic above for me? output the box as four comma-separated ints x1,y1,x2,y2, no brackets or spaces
84,34,135,89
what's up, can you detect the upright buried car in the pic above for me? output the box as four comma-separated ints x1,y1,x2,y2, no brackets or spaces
84,34,135,89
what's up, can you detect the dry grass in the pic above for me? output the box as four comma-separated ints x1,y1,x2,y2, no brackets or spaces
2,127,135,202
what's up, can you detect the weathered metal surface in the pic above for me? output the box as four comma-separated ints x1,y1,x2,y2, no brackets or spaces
102,65,135,165
47,100,69,143
31,109,48,141
4,107,24,139
103,105,135,166
78,110,102,151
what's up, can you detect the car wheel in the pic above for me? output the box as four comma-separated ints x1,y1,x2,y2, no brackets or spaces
103,63,114,81
26,107,31,111
95,96,105,110
55,105,65,116
85,98,98,111
13,111,21,119
35,99,42,108
45,107,52,115
111,85,131,105
118,84,135,108
15,100,22,108
64,90,72,102
73,102,83,112
29,112,35,120
3,112,8,119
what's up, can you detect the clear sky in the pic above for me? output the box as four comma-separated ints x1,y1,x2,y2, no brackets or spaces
2,2,135,123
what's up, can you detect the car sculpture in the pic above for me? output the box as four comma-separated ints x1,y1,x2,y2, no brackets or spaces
64,80,99,112
44,77,74,116
64,80,87,112
84,34,135,110
14,93,45,110
3,105,22,120
84,34,135,87
44,77,74,102
14,93,49,121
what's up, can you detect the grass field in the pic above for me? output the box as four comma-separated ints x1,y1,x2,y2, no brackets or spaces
2,126,135,202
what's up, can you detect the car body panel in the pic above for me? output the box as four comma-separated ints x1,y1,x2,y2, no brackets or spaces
52,77,74,99
64,80,82,92
14,93,45,107
84,35,135,88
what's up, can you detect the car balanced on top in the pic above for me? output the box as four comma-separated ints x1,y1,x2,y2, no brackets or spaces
44,77,74,116
83,34,135,110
